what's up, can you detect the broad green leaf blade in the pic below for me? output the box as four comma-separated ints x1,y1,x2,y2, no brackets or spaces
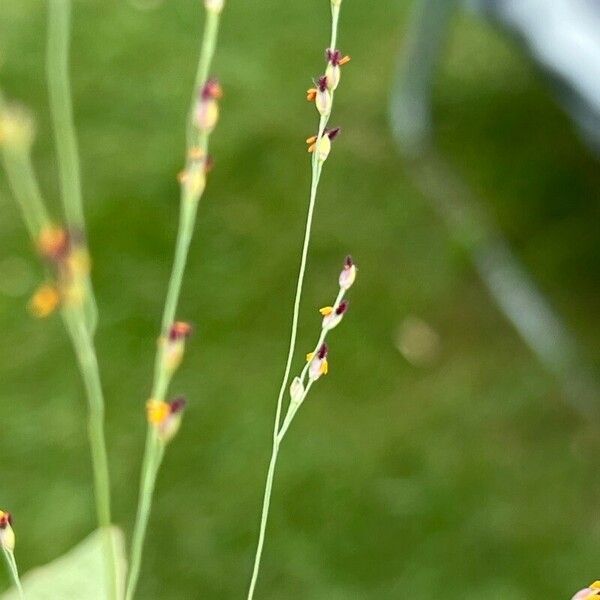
1,527,126,600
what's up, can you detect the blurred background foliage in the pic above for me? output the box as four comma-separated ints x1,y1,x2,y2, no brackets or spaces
0,0,599,598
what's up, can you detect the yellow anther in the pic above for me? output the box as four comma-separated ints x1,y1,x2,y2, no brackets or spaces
320,359,329,375
306,352,315,362
319,306,333,316
29,284,60,318
146,399,170,425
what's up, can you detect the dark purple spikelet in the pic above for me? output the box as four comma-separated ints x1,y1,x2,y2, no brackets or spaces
317,342,329,360
344,255,353,269
335,300,349,315
169,397,187,415
316,75,328,92
168,321,193,341
326,127,341,140
200,78,222,100
326,48,343,65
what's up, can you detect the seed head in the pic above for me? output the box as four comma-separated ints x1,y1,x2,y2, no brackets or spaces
325,49,351,90
306,128,340,162
163,321,193,374
307,343,329,380
314,76,332,116
195,79,222,133
146,397,187,444
321,300,348,331
339,255,356,290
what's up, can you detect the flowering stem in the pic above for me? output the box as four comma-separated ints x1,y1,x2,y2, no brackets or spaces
46,0,98,334
125,7,223,599
0,92,118,599
247,4,344,597
47,2,115,593
2,548,23,599
246,128,323,600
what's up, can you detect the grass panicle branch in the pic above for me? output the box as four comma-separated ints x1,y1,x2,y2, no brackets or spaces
0,2,118,596
47,0,98,334
246,1,352,597
124,2,225,599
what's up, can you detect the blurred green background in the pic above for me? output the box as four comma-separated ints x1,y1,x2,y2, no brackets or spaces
1,1,599,598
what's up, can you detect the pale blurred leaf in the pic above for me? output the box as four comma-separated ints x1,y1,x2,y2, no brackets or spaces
1,528,126,600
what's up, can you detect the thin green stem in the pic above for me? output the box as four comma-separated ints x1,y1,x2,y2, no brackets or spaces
2,548,24,599
330,3,340,50
47,0,84,231
47,0,98,334
124,431,164,600
63,308,118,600
246,443,280,600
125,7,224,599
246,164,322,599
0,141,50,243
277,380,313,443
272,159,323,441
187,11,220,147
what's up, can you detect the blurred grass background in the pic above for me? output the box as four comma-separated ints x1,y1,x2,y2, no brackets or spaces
0,0,599,598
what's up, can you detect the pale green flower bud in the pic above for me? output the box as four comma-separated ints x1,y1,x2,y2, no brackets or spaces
289,377,305,404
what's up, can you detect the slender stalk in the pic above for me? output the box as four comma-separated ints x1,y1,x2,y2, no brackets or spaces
2,548,24,599
246,4,344,598
0,144,51,239
47,0,84,231
276,380,313,443
0,90,51,238
124,430,164,600
0,99,118,598
125,7,224,599
62,308,118,600
47,0,98,333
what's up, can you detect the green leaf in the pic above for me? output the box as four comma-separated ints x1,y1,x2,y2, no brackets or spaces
1,528,126,600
